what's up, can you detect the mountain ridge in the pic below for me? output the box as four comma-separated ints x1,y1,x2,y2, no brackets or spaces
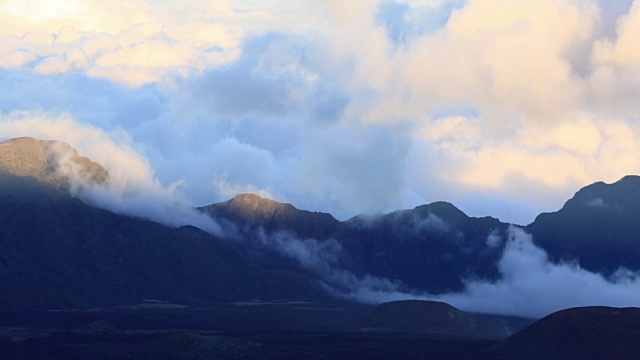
0,151,329,309
204,192,508,293
200,193,341,240
3,136,640,314
202,174,640,296
526,174,640,274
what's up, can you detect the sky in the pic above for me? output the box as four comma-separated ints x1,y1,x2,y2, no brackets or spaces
2,0,640,225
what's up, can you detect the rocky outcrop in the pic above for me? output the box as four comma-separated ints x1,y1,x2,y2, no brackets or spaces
0,137,108,190
200,193,340,239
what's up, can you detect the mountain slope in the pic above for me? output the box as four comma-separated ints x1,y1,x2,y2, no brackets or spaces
0,144,329,310
339,202,508,292
204,195,509,294
0,170,327,308
5,136,640,315
205,174,640,294
527,175,640,274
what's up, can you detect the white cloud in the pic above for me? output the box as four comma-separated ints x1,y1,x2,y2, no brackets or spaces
592,0,640,65
0,111,222,235
2,0,640,225
338,227,640,318
0,0,259,86
437,227,640,317
212,173,275,202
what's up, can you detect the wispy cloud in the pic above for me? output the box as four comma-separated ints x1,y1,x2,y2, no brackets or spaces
335,227,640,318
0,111,223,235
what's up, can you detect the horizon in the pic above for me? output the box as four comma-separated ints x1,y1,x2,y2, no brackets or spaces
4,134,637,227
194,174,639,226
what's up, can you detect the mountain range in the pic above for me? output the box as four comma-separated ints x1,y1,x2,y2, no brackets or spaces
3,136,640,358
0,138,328,309
202,195,508,294
202,177,640,298
2,136,640,310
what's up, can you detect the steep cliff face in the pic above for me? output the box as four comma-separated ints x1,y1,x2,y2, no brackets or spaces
0,137,108,190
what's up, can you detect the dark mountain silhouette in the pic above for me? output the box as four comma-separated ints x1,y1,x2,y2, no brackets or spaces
338,202,508,292
4,137,640,357
203,195,508,293
499,306,640,359
527,175,640,274
3,136,640,315
360,300,505,339
0,138,328,309
204,174,640,294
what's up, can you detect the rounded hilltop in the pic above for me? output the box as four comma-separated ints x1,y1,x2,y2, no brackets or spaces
0,137,108,189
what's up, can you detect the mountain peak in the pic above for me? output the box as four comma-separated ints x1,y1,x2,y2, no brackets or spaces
224,193,296,219
0,137,51,179
527,175,640,273
413,201,468,219
554,175,640,213
617,174,640,183
0,137,108,189
200,193,339,239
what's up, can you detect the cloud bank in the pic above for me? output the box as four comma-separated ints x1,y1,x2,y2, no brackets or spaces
236,223,640,318
2,0,640,225
336,227,640,318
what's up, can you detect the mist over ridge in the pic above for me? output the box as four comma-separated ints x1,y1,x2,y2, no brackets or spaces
0,136,224,236
200,166,640,318
2,135,640,318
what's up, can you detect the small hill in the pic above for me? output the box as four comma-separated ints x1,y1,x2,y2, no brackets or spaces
499,306,640,359
360,300,505,339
